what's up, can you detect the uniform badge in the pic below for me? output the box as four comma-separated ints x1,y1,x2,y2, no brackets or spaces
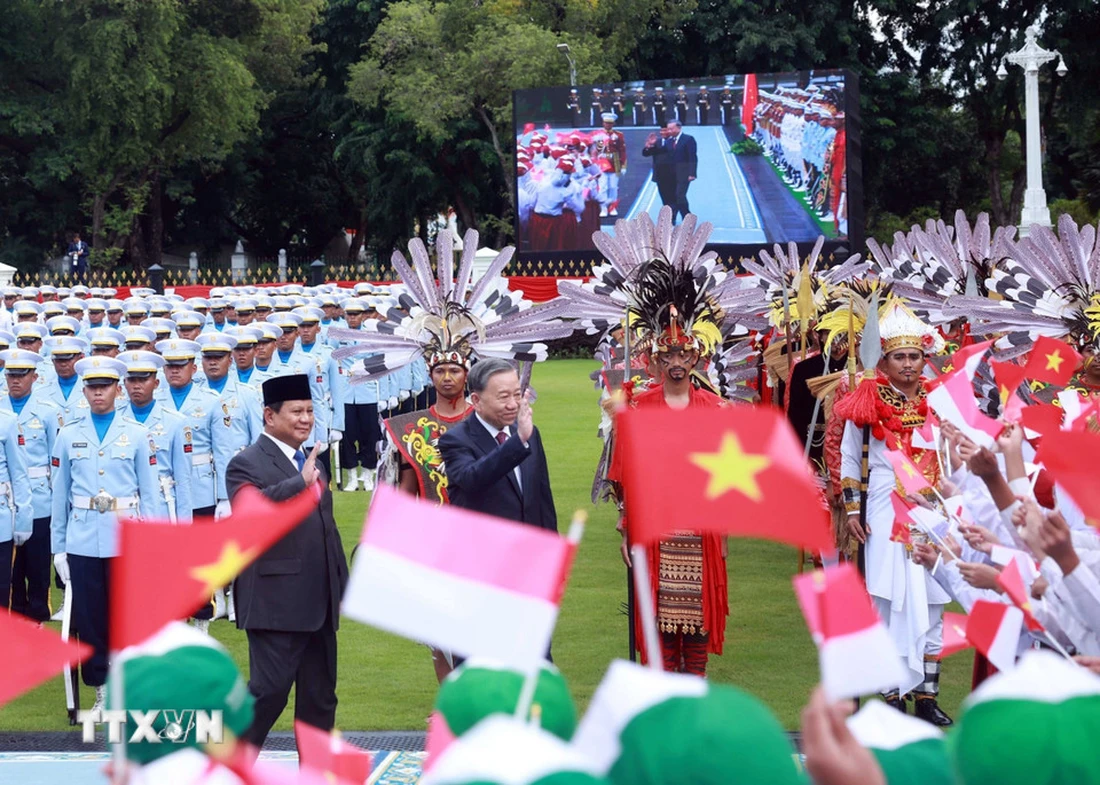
183,426,193,453
51,457,60,468
222,403,232,428
115,433,130,447
148,436,157,466
73,442,87,448
27,417,43,430
17,426,24,447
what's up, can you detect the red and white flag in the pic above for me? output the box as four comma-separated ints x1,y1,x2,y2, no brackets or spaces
997,558,1045,633
793,563,906,700
294,721,372,785
342,485,577,669
966,600,1023,673
927,367,1002,449
942,611,972,659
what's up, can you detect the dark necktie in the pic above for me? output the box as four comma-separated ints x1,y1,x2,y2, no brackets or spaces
496,431,508,446
293,449,306,471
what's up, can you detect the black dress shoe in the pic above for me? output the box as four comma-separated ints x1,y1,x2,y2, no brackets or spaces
884,695,906,713
914,697,953,726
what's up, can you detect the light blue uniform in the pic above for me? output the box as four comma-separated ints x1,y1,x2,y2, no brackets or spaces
50,414,160,557
39,375,91,425
0,392,61,522
333,326,380,406
286,341,343,445
0,410,33,544
130,401,194,522
154,384,230,510
202,377,263,500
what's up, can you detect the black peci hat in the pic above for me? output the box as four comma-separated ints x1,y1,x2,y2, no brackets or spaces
262,373,311,406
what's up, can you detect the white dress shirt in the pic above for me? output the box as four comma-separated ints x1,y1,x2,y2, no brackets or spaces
475,413,525,491
264,431,301,470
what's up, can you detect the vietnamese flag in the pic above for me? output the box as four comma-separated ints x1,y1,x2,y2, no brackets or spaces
742,74,759,133
112,483,322,650
890,492,914,545
996,559,1045,633
616,406,831,551
1035,429,1100,522
884,449,933,496
0,612,92,708
295,721,372,785
1022,336,1081,386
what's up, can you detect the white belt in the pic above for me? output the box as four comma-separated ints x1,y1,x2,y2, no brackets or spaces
28,466,50,479
191,453,213,466
73,494,140,513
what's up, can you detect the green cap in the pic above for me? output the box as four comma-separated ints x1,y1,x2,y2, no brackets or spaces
573,660,805,785
107,622,254,764
846,701,953,785
435,660,576,742
951,650,1100,785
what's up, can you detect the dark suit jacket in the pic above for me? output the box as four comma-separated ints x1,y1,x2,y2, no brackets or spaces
226,435,348,633
437,416,557,532
665,133,698,182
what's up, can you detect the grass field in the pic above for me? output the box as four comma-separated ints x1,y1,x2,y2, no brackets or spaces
0,358,974,732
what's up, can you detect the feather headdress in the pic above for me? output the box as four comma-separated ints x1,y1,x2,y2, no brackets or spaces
330,229,574,381
942,215,1100,356
869,210,1014,325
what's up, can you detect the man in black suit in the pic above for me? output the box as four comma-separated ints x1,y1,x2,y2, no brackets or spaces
663,120,697,223
226,373,349,748
437,358,557,532
642,126,676,214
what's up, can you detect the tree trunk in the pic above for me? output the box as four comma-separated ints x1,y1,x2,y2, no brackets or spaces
474,104,515,214
91,192,108,253
451,189,477,235
144,171,163,269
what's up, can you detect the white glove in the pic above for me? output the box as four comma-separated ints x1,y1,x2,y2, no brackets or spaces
398,390,410,402
215,500,232,520
13,530,30,547
329,430,343,443
387,396,399,410
54,553,70,584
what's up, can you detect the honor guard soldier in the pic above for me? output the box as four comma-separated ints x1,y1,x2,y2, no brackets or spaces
250,323,281,386
589,87,604,127
206,299,230,332
675,85,689,124
84,299,109,329
719,85,735,126
632,86,647,126
332,298,380,492
612,87,626,119
119,325,157,353
234,299,258,327
124,300,149,326
105,300,125,328
290,306,343,472
153,340,231,518
172,310,205,342
194,332,264,508
269,311,304,372
118,350,194,525
696,86,711,125
41,336,92,425
652,86,667,126
567,88,582,128
226,326,263,389
0,350,44,621
595,113,628,217
50,357,160,710
86,327,126,358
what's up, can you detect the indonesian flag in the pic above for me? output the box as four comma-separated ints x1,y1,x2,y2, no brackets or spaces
294,721,372,785
1034,429,1100,521
615,406,832,551
927,367,1002,449
0,612,91,708
342,485,577,669
996,559,1045,633
112,483,323,650
792,564,907,700
1022,336,1081,386
966,600,1023,673
1020,402,1063,439
942,611,972,658
885,449,933,496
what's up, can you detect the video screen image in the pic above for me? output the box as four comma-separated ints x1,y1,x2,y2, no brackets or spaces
513,70,852,253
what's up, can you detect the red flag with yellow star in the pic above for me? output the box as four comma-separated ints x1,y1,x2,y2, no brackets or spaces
111,483,321,650
615,405,831,550
1022,336,1081,386
0,612,92,708
996,558,1045,633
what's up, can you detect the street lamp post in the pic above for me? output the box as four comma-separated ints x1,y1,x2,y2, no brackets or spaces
997,24,1067,236
556,43,577,87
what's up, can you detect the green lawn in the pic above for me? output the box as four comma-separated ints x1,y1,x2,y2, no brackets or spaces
0,358,973,732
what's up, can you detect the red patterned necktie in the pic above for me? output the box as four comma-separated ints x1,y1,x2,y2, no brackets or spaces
496,431,508,446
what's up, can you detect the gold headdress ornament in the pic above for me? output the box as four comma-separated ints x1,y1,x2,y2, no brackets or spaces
627,259,724,357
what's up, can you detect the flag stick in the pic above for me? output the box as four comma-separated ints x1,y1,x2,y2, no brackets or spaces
60,585,77,723
1040,631,1076,661
109,653,127,784
620,301,637,664
630,544,663,672
514,512,586,721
